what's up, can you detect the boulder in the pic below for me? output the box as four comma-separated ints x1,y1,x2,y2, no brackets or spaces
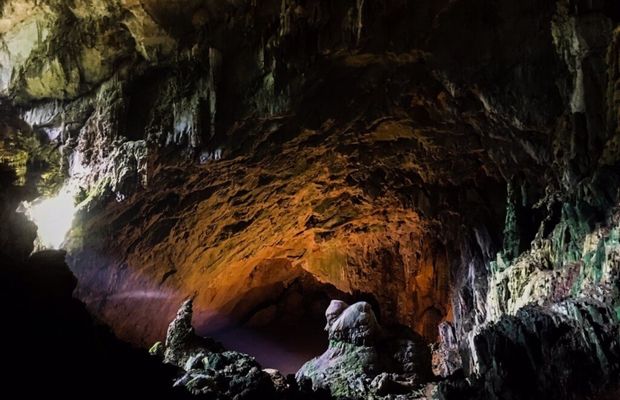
296,300,432,399
154,300,293,399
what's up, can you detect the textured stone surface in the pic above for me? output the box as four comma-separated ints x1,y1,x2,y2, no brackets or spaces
431,322,461,378
162,299,225,367
154,299,323,399
296,301,432,399
437,300,620,400
1,0,559,347
0,1,619,399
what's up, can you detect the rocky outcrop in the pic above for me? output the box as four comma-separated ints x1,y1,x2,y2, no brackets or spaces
296,300,432,399
0,1,619,399
431,3,620,399
158,299,225,367
436,200,620,398
435,299,620,400
430,322,461,379
153,299,321,400
472,300,619,399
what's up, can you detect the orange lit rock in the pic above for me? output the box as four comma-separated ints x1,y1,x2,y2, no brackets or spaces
67,119,456,346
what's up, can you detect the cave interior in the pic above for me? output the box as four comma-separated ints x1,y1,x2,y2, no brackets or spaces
1,1,620,399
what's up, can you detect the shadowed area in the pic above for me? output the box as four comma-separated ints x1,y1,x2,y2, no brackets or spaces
208,321,329,375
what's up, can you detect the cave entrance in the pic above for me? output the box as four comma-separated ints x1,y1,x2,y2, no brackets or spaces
19,185,78,250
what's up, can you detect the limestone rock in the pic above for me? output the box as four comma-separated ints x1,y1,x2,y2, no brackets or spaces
174,350,275,399
263,368,290,393
155,300,298,399
296,301,432,399
327,301,381,346
431,322,462,378
440,300,620,400
162,299,224,367
0,1,619,399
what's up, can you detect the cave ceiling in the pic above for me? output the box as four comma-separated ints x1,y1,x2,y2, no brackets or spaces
0,0,618,366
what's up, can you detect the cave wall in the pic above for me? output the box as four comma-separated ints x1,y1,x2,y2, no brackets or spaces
0,1,619,396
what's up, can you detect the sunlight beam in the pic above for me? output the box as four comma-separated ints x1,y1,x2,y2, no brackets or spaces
21,187,77,249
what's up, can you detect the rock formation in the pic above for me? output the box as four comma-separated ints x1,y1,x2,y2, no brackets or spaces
0,0,619,399
297,300,432,398
458,300,620,399
431,322,461,379
160,298,225,367
153,299,324,400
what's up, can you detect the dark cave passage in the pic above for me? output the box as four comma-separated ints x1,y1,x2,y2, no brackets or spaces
206,319,329,375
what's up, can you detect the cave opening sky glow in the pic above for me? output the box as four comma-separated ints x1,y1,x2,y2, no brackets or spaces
21,186,77,249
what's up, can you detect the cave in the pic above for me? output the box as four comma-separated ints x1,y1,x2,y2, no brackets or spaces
0,1,619,399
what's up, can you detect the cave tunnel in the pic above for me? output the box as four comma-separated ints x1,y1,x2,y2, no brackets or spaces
1,0,620,399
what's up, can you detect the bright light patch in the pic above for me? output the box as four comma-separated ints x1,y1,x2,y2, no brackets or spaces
22,187,77,249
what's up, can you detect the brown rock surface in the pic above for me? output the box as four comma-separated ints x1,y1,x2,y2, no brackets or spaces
67,115,457,345
0,1,620,398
